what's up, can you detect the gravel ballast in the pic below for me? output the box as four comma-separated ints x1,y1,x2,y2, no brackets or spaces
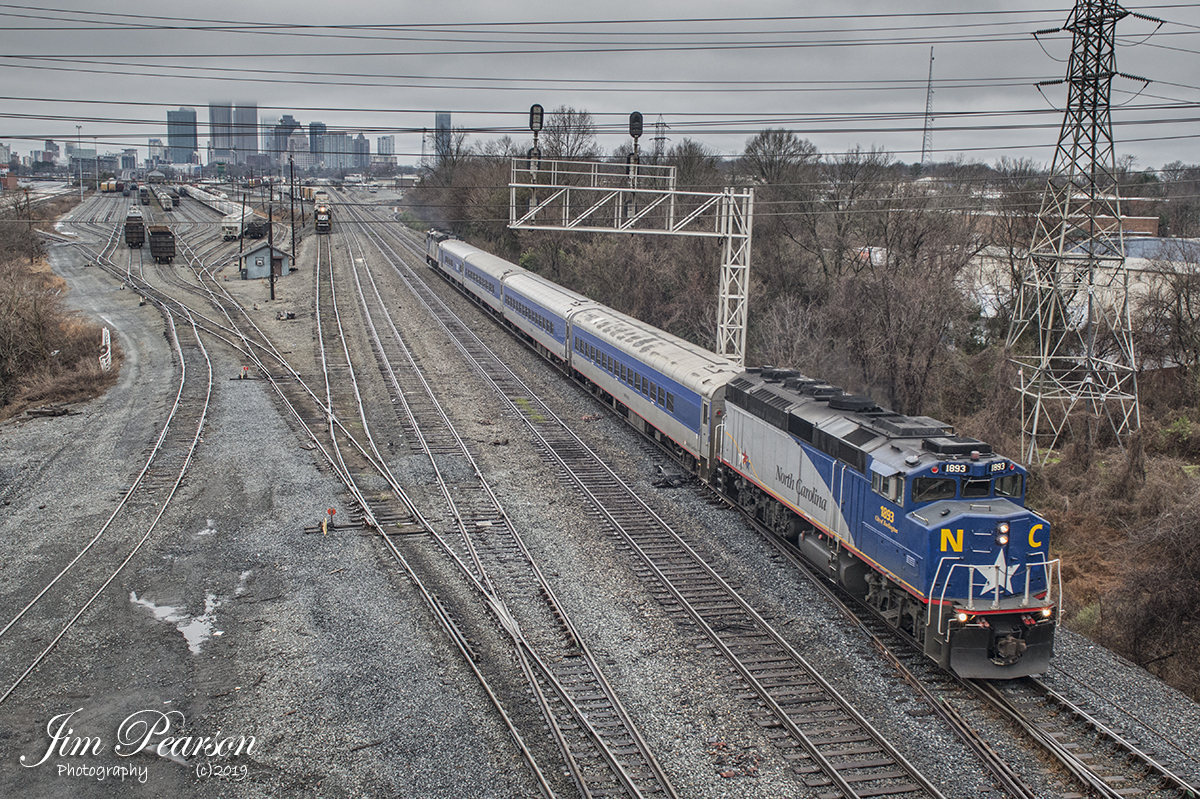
3,193,1197,798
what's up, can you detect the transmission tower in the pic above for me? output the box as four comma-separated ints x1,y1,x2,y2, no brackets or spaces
1006,0,1154,465
920,47,934,166
651,115,669,162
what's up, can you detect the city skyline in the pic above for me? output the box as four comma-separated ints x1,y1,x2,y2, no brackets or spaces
3,2,1200,173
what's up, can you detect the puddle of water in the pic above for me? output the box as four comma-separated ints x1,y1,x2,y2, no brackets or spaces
130,590,224,654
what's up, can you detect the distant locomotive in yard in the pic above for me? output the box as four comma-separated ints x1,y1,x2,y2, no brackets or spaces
425,230,1059,679
314,203,332,233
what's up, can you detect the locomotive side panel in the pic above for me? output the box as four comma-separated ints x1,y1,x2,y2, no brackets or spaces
720,404,845,538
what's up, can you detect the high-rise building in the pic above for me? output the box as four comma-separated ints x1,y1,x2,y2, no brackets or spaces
120,149,138,171
233,102,258,164
272,115,301,165
309,122,326,164
166,107,198,164
323,132,353,170
261,115,276,159
147,138,164,169
353,133,370,168
377,135,394,156
435,112,451,165
286,132,315,169
209,102,233,163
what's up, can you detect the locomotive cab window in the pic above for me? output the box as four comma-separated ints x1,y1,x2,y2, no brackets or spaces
962,478,990,499
913,477,956,503
995,473,1023,498
872,472,903,504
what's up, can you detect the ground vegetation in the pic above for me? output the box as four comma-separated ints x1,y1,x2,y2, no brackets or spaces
0,191,119,420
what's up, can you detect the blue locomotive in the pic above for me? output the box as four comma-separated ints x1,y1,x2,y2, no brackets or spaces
426,231,1059,678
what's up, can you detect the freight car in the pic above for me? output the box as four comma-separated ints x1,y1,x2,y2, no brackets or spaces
425,231,1059,679
148,226,175,264
124,208,145,248
221,213,245,241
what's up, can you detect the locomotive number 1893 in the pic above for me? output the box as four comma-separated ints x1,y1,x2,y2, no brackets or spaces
944,463,968,473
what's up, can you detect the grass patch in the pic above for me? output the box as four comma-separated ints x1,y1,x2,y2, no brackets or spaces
513,395,547,423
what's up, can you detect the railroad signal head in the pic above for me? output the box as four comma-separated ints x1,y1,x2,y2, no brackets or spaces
529,104,544,133
629,111,643,140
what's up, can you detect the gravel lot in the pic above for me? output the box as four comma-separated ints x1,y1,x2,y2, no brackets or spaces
2,193,1197,798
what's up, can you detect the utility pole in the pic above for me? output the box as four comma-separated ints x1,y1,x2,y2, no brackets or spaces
76,125,82,200
24,186,33,265
289,155,296,257
1006,0,1158,464
268,201,275,301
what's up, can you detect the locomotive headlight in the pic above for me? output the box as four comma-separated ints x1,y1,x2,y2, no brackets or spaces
995,522,1011,546
1041,607,1053,618
955,611,970,623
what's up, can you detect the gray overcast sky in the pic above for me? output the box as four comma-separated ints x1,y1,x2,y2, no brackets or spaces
2,1,1199,169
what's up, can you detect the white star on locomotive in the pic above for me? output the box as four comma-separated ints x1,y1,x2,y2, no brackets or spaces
978,548,1015,596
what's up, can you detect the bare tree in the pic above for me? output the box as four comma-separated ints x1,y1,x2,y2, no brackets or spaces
1135,240,1200,398
738,128,818,186
666,138,722,191
1157,161,1200,237
542,106,600,160
821,180,979,413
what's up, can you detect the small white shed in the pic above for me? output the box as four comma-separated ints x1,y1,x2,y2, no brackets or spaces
241,243,292,281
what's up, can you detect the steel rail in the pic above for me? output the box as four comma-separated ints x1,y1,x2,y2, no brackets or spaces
354,210,944,799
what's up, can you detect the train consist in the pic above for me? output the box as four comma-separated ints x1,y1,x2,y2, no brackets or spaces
181,185,240,217
425,231,1059,679
180,186,264,241
153,187,174,212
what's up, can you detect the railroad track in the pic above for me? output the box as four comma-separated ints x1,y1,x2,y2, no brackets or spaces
729,479,1200,799
82,206,677,798
347,206,947,799
0,208,213,703
331,219,679,799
